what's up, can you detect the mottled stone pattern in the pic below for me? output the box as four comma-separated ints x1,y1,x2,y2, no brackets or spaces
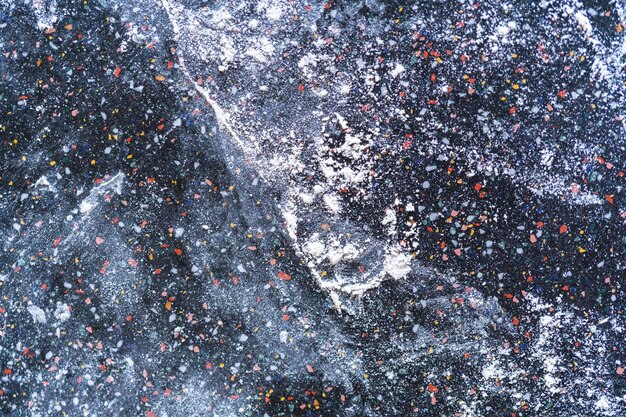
1,0,625,416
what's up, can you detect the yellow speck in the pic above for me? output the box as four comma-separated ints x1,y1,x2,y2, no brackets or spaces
90,160,96,165
50,161,56,166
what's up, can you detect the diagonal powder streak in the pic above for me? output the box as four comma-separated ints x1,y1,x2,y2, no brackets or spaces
160,0,256,158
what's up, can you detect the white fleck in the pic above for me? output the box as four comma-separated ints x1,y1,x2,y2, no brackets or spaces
28,305,47,324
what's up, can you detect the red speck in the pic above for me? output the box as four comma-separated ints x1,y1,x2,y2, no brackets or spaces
298,84,304,93
113,66,121,78
173,248,183,256
277,272,292,281
559,225,568,234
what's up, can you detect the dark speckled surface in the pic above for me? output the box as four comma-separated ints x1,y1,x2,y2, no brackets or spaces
1,1,626,416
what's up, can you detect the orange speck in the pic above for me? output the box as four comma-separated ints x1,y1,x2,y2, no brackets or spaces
277,272,292,281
